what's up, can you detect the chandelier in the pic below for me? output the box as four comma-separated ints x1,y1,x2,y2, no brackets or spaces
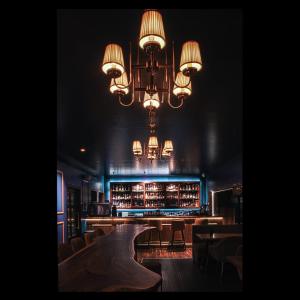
101,9,202,109
132,110,174,161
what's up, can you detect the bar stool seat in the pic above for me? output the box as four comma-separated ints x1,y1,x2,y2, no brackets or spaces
169,220,186,249
148,220,163,247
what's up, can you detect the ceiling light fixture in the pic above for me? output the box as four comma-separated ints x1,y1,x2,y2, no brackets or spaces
101,9,203,109
132,110,174,162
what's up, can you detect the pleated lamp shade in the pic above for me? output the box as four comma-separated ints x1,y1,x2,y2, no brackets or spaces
139,10,166,50
110,72,129,95
163,140,173,152
179,41,202,76
148,136,158,149
173,72,192,97
102,44,125,78
143,92,160,109
133,140,143,155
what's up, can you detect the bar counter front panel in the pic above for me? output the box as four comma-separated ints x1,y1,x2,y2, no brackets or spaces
82,216,224,244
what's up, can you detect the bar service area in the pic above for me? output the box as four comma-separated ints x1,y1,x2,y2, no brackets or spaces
57,9,243,292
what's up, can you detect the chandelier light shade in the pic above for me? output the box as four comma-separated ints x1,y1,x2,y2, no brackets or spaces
173,72,192,98
163,140,173,152
110,72,129,95
132,140,143,155
148,136,159,149
143,92,160,109
102,43,125,78
162,140,173,157
179,41,202,76
139,10,166,50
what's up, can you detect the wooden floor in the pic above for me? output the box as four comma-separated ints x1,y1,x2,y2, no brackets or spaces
142,258,242,292
137,246,192,260
136,245,242,292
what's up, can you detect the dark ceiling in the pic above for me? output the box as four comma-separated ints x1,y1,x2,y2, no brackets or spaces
57,9,242,180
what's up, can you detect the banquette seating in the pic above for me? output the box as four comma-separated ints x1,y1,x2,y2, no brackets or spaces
192,224,243,266
58,243,74,263
58,230,108,264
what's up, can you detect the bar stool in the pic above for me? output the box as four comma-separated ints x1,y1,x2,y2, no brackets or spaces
94,228,105,237
70,237,85,253
84,231,95,245
170,220,186,249
148,220,163,247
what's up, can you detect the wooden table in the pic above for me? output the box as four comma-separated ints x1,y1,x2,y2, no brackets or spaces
195,233,242,240
226,256,242,280
194,233,242,266
58,224,161,292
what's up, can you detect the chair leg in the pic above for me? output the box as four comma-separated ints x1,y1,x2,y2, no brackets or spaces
148,230,151,247
181,230,185,249
220,262,224,279
159,231,162,247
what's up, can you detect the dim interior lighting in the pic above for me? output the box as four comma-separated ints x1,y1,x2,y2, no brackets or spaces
101,10,203,109
211,188,234,216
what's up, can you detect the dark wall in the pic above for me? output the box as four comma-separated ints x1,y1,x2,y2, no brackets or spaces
57,160,104,243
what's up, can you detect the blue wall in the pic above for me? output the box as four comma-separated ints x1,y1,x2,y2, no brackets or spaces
57,170,67,244
57,160,103,242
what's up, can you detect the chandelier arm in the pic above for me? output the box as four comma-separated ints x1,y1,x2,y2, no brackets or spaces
167,95,184,109
161,48,168,104
172,41,176,82
137,42,140,84
112,76,132,90
168,67,171,104
132,61,135,102
165,48,168,83
137,42,141,102
118,95,135,107
129,42,132,84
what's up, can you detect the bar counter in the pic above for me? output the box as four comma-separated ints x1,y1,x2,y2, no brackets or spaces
59,224,161,292
82,216,224,244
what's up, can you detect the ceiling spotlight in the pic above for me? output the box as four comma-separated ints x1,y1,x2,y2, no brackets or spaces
80,148,86,152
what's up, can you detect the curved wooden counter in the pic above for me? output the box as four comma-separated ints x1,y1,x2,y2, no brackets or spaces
58,224,161,292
